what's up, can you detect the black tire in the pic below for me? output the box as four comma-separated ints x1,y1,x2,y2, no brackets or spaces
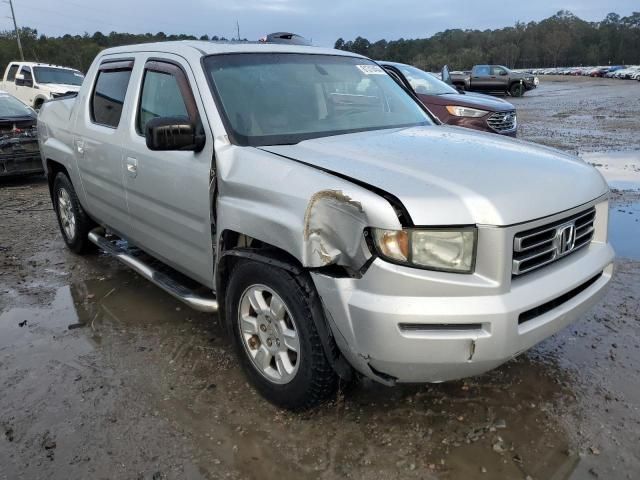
225,260,338,410
34,99,44,111
509,82,524,97
52,172,96,254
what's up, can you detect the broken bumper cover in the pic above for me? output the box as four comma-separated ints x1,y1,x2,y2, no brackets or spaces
311,242,614,384
0,151,43,177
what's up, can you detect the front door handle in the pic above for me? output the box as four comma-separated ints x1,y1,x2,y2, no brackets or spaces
126,157,138,178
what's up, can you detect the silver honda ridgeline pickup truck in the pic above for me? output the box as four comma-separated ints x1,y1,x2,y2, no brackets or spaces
38,41,614,410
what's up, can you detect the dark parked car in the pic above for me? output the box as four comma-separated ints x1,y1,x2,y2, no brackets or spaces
379,61,517,136
0,91,41,177
450,65,538,97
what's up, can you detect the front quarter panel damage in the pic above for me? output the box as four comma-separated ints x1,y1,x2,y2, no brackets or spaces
215,145,402,272
303,189,371,268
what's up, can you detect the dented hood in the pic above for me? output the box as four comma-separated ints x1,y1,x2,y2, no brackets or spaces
260,125,608,226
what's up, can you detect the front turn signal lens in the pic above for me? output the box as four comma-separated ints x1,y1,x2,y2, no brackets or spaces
372,229,409,262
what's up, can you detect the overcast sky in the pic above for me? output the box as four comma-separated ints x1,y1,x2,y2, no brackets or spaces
4,0,638,47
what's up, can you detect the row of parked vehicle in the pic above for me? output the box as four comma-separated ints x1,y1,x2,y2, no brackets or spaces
525,65,640,80
0,61,84,177
1,53,524,179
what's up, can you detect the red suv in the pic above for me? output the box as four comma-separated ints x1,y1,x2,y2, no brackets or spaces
379,61,517,136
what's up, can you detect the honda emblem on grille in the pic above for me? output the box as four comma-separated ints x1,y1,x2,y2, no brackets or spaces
555,222,576,256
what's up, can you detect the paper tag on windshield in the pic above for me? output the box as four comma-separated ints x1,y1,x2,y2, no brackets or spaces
356,64,385,75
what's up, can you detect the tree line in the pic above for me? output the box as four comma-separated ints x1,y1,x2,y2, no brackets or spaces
0,10,637,74
335,10,640,71
0,29,244,73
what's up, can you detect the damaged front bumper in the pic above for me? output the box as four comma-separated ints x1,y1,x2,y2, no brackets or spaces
311,239,614,384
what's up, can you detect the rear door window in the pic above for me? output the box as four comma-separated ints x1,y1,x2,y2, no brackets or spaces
91,61,133,128
6,65,19,82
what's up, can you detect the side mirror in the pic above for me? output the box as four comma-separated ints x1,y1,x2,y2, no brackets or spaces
500,71,508,76
15,73,28,86
441,65,452,85
145,116,205,152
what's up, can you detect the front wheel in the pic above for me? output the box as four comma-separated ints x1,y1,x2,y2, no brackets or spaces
52,172,96,254
509,83,524,97
226,260,338,410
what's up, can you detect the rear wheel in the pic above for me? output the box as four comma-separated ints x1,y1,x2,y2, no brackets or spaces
52,172,96,254
226,260,338,410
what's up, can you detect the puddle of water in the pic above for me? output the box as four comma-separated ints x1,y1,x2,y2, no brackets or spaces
581,151,640,190
0,285,87,349
609,201,640,259
1,271,593,479
4,261,639,478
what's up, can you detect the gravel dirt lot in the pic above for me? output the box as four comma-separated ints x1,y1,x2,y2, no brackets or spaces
1,76,640,480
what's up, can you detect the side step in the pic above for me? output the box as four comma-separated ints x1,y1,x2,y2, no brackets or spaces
88,228,218,313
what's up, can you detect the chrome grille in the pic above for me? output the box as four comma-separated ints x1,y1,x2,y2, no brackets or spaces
512,208,595,276
487,111,517,133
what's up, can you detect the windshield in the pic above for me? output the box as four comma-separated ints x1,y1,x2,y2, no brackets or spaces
0,93,35,118
394,64,458,95
203,53,431,146
33,67,84,86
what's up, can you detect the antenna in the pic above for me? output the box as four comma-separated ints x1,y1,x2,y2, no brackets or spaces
6,0,24,60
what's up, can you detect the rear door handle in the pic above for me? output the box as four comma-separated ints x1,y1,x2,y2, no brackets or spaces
75,139,84,155
126,157,138,178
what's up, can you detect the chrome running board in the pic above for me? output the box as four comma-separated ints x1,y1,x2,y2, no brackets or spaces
88,228,218,313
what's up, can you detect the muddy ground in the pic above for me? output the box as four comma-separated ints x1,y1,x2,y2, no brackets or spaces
513,75,640,153
1,77,640,480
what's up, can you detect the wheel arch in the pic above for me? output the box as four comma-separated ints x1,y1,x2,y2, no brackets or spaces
215,230,353,381
33,95,48,109
45,158,70,198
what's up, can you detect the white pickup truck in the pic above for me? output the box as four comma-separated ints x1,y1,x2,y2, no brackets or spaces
37,41,614,410
1,61,84,109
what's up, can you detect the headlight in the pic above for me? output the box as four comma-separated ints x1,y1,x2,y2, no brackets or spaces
370,228,477,273
445,106,488,118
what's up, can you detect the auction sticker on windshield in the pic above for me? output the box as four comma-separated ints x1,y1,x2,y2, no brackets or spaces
356,64,386,75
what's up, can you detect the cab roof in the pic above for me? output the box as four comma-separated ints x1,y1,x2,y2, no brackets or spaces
100,40,365,59
8,61,80,71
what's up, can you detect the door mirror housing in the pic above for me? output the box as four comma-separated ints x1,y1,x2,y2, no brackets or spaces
14,73,32,87
145,116,205,152
441,65,452,85
499,70,508,76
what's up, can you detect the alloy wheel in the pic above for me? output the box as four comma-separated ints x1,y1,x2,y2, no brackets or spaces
238,284,300,384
